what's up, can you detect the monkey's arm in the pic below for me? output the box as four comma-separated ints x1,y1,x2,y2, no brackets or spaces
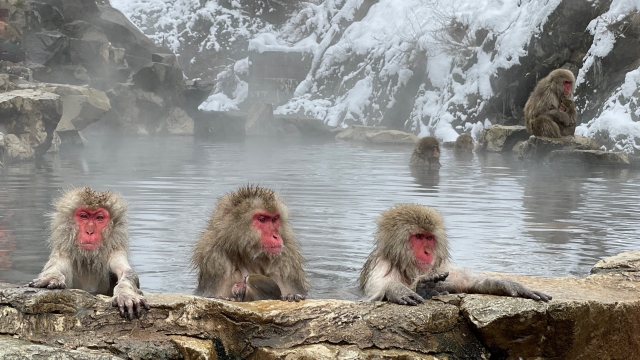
414,272,450,299
443,268,552,301
363,261,424,306
109,251,150,319
29,251,73,289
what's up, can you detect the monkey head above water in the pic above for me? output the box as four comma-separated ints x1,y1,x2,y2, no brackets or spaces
524,68,577,138
192,185,309,301
232,274,283,301
410,137,441,168
454,134,474,153
359,204,552,305
29,187,149,319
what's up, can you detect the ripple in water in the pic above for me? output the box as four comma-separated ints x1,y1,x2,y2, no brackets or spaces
1,135,639,300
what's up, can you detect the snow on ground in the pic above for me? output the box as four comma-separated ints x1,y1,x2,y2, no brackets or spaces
576,66,640,153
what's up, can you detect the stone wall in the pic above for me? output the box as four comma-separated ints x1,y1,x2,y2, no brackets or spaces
1,251,640,359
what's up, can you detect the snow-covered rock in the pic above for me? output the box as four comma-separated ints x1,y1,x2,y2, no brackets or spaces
113,0,640,150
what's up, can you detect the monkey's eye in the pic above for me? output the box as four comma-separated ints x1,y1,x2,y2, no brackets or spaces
258,217,266,223
96,215,104,221
79,213,88,219
426,235,435,241
415,234,423,240
272,216,279,223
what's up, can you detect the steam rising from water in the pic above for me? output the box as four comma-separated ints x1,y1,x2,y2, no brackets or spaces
0,135,639,300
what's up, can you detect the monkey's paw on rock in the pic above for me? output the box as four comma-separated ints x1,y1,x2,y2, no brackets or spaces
2,250,640,359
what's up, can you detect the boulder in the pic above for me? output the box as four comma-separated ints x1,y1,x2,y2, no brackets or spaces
3,133,34,161
94,4,166,71
278,115,336,138
152,53,180,68
335,125,417,145
46,85,111,132
546,150,631,167
591,250,640,274
0,89,62,156
2,250,640,358
157,107,194,135
23,31,70,66
365,130,418,145
335,125,387,142
519,135,600,162
476,125,530,152
245,102,276,136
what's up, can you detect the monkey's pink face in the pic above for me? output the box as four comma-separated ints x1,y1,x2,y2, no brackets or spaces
432,146,440,158
252,211,283,255
74,207,110,251
410,232,435,270
563,80,572,96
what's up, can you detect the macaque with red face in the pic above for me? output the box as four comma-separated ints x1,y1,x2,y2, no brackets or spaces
524,68,577,138
29,187,149,319
192,185,309,301
359,204,551,305
410,137,441,168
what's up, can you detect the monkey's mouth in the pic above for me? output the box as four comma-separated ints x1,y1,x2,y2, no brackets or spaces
414,260,432,270
262,245,283,255
79,242,100,251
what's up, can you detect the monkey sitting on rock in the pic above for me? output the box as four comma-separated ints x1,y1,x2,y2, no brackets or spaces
359,204,552,305
29,187,149,319
524,68,577,138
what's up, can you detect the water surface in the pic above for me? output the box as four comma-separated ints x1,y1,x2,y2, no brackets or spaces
1,135,639,300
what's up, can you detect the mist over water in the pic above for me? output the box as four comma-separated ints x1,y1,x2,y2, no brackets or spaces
1,135,639,300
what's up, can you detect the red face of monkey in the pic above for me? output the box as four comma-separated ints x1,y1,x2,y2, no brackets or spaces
563,80,572,96
410,231,435,270
74,207,110,251
252,211,283,255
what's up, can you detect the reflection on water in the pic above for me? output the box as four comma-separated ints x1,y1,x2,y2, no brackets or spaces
1,135,639,300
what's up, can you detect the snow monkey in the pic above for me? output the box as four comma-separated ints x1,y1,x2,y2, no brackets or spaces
29,187,149,319
524,68,577,138
454,134,474,153
359,204,552,305
232,274,283,302
410,137,441,168
192,185,310,301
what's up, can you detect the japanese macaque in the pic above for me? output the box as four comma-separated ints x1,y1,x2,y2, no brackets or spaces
192,185,310,301
29,187,149,319
410,137,441,168
454,134,474,153
232,274,283,301
524,69,577,138
359,204,552,305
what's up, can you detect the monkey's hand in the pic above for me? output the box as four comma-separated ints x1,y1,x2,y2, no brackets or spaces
415,272,450,299
281,294,306,302
491,278,552,302
29,272,66,289
384,282,424,306
112,282,150,319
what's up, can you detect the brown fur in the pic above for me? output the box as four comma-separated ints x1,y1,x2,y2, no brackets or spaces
524,69,577,138
410,137,441,168
31,187,148,319
192,185,310,298
49,187,129,283
235,274,283,301
359,204,551,304
359,204,450,289
453,134,474,152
